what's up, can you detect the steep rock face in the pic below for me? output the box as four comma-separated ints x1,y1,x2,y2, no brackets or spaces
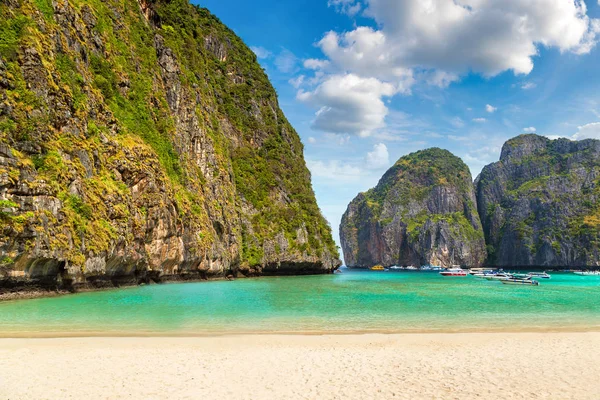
476,134,600,267
340,148,486,268
0,0,339,293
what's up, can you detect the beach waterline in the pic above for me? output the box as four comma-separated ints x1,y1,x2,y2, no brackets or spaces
0,269,599,336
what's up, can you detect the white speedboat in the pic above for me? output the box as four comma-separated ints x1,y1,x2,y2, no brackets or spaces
405,265,418,271
528,272,551,279
440,267,467,277
573,271,600,276
389,265,402,270
501,277,539,286
472,272,496,279
484,273,513,281
469,268,494,275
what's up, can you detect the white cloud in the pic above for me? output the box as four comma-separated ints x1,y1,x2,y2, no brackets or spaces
307,136,317,144
542,122,600,141
306,159,363,183
303,59,330,70
289,75,305,89
317,27,415,89
486,104,497,113
274,49,298,73
353,0,600,77
303,0,599,137
573,122,600,140
297,74,396,136
473,117,487,123
365,143,390,169
328,0,362,16
423,70,460,88
523,127,537,133
251,46,272,59
521,82,537,90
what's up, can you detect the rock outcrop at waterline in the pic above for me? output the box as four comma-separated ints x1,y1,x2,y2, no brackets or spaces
476,134,600,267
0,0,339,294
340,148,486,268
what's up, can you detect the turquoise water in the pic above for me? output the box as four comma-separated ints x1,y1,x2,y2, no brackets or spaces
0,269,599,336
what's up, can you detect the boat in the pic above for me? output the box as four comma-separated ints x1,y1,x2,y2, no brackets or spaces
420,265,432,271
510,273,531,279
573,271,600,276
501,277,539,286
468,268,493,275
430,266,444,271
484,273,513,281
439,267,467,277
470,269,497,278
370,265,385,271
528,271,551,279
472,271,497,279
405,265,418,271
389,265,402,270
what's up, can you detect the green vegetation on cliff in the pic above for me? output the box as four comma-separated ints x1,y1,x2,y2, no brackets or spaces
0,0,338,285
476,134,600,267
340,148,486,268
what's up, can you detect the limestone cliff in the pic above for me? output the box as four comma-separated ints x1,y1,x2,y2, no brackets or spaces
476,134,600,267
0,0,339,293
340,148,486,268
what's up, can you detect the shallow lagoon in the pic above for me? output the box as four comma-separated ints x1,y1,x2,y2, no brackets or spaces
1,269,599,335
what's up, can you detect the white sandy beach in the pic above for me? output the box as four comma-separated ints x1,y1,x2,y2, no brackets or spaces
0,332,599,400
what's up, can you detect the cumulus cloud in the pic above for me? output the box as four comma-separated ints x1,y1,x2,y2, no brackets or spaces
365,143,390,169
486,104,497,113
355,0,600,77
573,122,600,140
297,74,396,136
303,0,599,137
523,127,537,133
251,46,272,59
317,27,415,88
328,0,362,16
473,117,487,123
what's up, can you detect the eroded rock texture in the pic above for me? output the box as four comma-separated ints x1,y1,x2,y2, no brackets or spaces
340,148,486,268
0,0,339,293
476,134,600,267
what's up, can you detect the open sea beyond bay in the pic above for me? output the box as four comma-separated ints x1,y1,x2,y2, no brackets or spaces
1,269,599,336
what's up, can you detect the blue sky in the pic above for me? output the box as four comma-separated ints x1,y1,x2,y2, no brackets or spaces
196,0,600,254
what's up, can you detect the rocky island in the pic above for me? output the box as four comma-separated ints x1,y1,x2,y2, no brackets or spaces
340,148,486,268
0,0,339,296
476,134,600,267
341,135,600,269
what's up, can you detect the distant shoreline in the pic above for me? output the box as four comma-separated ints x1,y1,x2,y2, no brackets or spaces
1,327,599,339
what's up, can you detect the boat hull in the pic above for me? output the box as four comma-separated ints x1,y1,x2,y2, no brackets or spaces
439,272,467,277
501,279,539,286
